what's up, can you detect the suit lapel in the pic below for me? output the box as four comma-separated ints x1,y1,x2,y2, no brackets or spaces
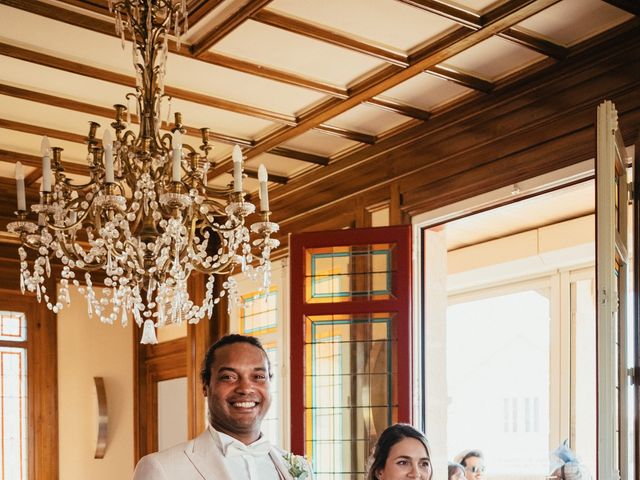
269,449,293,480
184,429,233,480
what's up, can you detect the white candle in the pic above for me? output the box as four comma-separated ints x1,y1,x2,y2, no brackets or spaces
41,136,51,192
232,145,243,193
14,161,25,211
172,130,182,182
103,129,114,183
258,164,269,212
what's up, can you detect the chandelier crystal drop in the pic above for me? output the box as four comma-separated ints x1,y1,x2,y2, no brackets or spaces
7,0,279,344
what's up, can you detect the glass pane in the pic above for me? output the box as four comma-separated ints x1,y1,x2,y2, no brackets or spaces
571,278,596,476
157,377,188,451
0,311,26,342
1,346,28,480
240,289,278,334
304,314,397,477
305,244,396,303
447,288,551,479
262,345,279,446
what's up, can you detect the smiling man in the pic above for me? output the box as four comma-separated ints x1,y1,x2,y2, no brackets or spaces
133,334,311,480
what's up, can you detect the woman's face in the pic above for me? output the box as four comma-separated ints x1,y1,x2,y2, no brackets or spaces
377,437,432,479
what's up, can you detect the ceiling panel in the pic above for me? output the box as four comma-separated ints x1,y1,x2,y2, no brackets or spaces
516,0,635,47
378,73,474,111
266,0,459,53
442,36,546,81
279,129,360,157
448,0,509,13
211,19,387,87
246,151,312,177
324,103,411,136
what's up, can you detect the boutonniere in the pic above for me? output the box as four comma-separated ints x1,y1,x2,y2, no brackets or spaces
282,452,309,479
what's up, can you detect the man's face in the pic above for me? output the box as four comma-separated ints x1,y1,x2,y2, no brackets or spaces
204,342,272,444
464,456,485,480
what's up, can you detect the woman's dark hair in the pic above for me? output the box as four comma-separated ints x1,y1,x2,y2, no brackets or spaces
200,333,272,386
448,462,465,479
366,424,432,480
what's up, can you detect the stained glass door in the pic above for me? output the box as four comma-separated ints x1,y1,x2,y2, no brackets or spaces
290,225,412,480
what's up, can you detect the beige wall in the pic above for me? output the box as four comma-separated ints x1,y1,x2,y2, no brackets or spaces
57,287,134,479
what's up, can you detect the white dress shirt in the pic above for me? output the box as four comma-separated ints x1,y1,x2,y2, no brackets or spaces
211,428,281,480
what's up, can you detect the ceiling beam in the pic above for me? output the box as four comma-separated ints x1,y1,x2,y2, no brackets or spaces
252,9,409,67
601,0,640,16
499,28,568,59
0,42,296,126
315,125,377,145
0,118,86,144
0,149,88,176
208,0,561,178
1,0,352,99
426,65,494,93
395,0,482,28
268,147,329,166
0,83,255,147
191,0,273,57
0,83,326,169
365,98,432,121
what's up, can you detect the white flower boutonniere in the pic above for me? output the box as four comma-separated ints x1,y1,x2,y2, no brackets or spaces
283,452,309,480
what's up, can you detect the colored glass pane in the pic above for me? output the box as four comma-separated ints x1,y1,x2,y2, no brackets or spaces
0,311,26,342
304,245,395,304
1,347,28,480
239,289,278,334
304,314,397,477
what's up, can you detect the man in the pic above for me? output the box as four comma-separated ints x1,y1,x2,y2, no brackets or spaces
454,450,485,480
133,334,311,479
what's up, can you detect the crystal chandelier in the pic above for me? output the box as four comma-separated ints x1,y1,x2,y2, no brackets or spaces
7,0,279,343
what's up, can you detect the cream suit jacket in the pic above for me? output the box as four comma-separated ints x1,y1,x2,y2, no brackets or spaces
132,428,310,480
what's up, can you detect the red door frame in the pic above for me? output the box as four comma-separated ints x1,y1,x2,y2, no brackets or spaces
289,225,413,455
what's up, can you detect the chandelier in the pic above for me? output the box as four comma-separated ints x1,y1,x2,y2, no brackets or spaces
7,0,279,344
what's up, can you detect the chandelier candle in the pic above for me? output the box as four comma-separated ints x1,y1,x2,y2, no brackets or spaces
232,144,243,192
103,129,115,183
172,130,183,182
258,164,269,212
6,0,279,343
41,136,51,192
14,162,26,212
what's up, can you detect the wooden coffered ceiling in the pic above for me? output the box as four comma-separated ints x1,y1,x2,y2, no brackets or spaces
0,0,638,243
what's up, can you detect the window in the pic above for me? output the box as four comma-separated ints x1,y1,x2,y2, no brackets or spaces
230,260,288,448
0,311,28,480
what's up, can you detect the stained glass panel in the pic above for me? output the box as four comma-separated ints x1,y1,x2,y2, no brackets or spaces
239,289,278,335
305,245,395,303
0,311,26,342
1,347,28,480
303,314,397,479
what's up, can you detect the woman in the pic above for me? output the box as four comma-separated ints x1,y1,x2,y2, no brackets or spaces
448,463,465,480
366,424,432,480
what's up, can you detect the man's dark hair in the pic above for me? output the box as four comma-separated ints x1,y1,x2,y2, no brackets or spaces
200,334,272,386
460,450,484,466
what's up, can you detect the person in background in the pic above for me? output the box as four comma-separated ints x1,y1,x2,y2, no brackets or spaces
448,462,466,480
454,450,485,480
548,441,592,480
133,334,311,480
365,424,432,480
